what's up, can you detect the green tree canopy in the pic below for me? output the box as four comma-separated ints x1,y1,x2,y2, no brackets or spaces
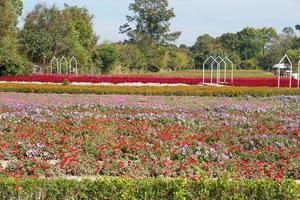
21,3,98,72
119,0,181,45
191,34,225,68
0,0,27,75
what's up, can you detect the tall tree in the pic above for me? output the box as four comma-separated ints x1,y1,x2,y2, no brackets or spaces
217,33,239,53
191,34,225,68
21,3,98,72
282,27,295,37
119,0,181,45
0,0,27,75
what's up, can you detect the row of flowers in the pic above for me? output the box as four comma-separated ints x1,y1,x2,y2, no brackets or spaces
0,74,299,87
0,93,299,180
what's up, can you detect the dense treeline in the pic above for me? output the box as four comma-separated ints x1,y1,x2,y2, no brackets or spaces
192,27,300,70
0,0,299,75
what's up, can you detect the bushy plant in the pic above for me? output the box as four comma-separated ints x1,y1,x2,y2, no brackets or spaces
0,178,298,200
62,79,70,85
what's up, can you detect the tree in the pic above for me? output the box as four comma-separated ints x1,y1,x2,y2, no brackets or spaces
0,0,27,75
282,27,295,37
286,49,300,66
191,34,225,69
229,53,241,69
258,27,277,55
218,33,239,53
12,0,23,16
296,24,300,31
167,48,193,71
92,44,119,74
119,0,181,45
117,44,147,72
21,3,98,72
236,27,263,60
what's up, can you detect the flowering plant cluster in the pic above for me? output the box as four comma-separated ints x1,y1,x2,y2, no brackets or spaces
0,93,299,180
0,74,299,87
1,83,300,97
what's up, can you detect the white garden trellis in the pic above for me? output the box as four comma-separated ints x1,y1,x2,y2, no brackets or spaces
59,57,68,74
69,57,78,75
49,56,78,74
298,60,300,88
50,57,59,74
224,57,234,84
277,54,293,88
216,56,227,84
203,56,218,84
203,56,234,85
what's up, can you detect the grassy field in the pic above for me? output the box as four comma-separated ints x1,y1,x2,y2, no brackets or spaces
135,70,275,77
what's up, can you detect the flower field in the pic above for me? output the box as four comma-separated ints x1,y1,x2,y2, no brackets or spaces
0,93,299,181
0,74,299,87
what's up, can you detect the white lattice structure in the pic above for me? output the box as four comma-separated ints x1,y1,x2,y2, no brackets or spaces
50,57,59,74
203,56,217,84
216,56,227,84
59,57,68,74
224,57,234,84
297,60,300,88
203,56,234,85
69,57,78,75
277,55,293,88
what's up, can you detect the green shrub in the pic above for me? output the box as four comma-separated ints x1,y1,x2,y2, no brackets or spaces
0,177,298,200
63,79,70,86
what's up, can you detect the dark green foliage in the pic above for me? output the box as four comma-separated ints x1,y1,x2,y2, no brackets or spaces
92,44,119,74
191,34,225,69
117,44,147,72
241,58,258,70
63,79,70,85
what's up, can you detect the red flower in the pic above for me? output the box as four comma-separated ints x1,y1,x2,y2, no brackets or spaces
15,185,21,190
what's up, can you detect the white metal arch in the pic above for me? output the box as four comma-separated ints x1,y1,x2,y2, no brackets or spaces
224,57,234,83
278,54,293,88
59,57,68,74
216,56,227,84
50,57,59,74
297,60,300,88
210,59,218,84
69,57,78,75
203,56,217,84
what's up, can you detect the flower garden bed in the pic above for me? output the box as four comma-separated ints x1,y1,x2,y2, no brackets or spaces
0,93,299,180
0,74,299,87
0,83,300,96
0,93,299,198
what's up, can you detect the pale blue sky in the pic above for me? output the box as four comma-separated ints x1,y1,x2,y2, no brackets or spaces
21,0,300,46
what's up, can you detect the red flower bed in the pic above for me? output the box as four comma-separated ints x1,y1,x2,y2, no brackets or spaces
0,74,299,87
229,77,299,88
0,74,203,85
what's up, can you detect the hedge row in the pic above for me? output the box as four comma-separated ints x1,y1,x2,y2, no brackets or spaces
0,83,300,97
0,177,298,200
